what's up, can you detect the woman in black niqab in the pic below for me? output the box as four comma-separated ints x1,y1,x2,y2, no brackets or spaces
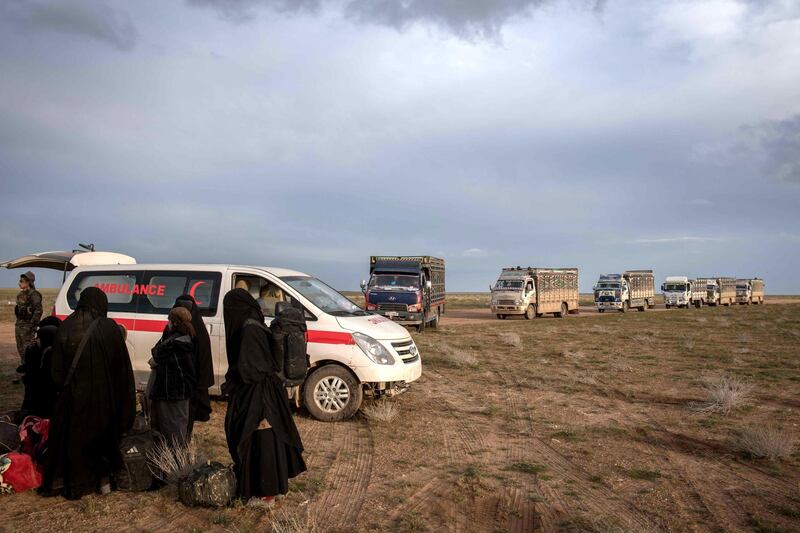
222,288,305,502
169,294,214,436
41,287,136,499
18,315,61,419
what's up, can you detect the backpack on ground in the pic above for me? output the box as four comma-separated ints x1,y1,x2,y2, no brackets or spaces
178,461,236,507
116,415,156,492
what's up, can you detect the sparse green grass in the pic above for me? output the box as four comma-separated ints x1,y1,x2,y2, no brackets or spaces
507,462,547,475
625,469,661,481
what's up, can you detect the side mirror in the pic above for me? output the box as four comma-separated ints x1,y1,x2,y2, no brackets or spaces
425,280,432,290
360,279,367,292
661,284,665,291
488,284,493,292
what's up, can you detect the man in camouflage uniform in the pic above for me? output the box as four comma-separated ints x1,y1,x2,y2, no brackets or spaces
15,271,43,379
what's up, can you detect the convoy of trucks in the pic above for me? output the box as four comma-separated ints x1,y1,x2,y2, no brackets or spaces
361,256,446,332
736,278,765,305
490,267,579,319
594,270,655,313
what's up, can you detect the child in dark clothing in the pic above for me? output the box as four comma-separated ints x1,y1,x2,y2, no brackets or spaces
149,307,196,447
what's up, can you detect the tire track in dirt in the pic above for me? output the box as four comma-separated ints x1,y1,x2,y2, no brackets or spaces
494,370,657,532
309,419,373,529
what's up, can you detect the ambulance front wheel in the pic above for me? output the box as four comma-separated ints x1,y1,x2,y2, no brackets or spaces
303,365,363,422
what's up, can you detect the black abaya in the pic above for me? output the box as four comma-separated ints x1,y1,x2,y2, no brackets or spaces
222,289,305,499
41,287,136,499
171,294,214,425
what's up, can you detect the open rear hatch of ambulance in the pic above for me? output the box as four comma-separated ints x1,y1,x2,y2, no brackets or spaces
1,250,136,274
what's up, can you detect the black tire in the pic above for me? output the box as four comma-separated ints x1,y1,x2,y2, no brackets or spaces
620,301,628,313
598,308,605,313
638,303,645,312
496,314,505,320
665,304,670,309
303,365,362,422
430,310,439,329
558,302,568,318
524,304,535,320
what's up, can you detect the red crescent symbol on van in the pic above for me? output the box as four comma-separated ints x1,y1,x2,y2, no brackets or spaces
189,281,206,305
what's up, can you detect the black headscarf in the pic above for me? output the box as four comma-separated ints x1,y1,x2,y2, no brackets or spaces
76,287,108,318
171,294,214,387
223,288,264,359
37,316,62,350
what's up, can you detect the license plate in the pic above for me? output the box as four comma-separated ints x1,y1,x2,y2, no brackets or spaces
386,311,399,318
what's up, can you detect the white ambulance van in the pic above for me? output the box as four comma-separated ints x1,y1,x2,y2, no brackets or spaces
2,251,422,422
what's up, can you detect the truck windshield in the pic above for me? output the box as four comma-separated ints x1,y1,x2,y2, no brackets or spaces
597,282,620,289
495,280,523,289
707,285,716,290
281,276,368,316
368,275,419,290
665,284,687,291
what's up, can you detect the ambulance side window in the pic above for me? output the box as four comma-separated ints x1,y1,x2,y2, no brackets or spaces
231,274,315,321
138,271,223,317
66,271,142,313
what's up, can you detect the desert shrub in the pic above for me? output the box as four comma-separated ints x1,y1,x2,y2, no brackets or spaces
361,400,399,423
691,375,752,415
729,426,797,461
425,341,479,368
498,332,522,349
270,509,319,533
147,437,205,484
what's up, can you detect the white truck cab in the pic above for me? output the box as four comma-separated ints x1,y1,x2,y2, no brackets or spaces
662,276,703,309
3,251,421,422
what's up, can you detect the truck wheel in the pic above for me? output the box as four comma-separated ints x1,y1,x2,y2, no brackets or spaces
303,365,362,422
524,305,535,320
430,311,439,328
416,319,426,333
558,302,568,318
620,301,628,313
496,314,505,320
598,308,605,313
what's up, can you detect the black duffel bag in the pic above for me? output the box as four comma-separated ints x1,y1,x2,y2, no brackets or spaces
116,415,156,492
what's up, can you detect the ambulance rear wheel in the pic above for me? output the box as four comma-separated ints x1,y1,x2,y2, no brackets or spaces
304,365,362,422
524,305,535,320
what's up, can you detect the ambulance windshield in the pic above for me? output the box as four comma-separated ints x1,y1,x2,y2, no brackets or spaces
282,276,368,316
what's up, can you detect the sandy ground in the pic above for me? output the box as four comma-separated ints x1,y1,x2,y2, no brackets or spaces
1,301,799,532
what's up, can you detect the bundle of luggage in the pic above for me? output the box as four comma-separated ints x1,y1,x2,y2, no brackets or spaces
0,415,49,494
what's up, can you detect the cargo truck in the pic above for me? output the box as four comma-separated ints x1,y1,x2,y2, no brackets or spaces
697,278,720,306
662,276,705,309
594,270,655,313
704,277,736,306
362,256,445,332
736,278,765,305
490,267,579,319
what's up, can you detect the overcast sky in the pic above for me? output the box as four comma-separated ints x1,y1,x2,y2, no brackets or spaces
1,0,799,292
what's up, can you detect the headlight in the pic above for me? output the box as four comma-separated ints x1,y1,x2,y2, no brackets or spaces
491,299,498,305
514,299,522,305
353,333,395,365
408,304,421,312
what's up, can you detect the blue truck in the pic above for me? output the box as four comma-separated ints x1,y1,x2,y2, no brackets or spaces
361,256,446,332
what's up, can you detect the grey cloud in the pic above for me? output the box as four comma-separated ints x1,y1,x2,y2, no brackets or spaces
0,0,137,51
187,0,604,39
739,114,800,184
343,0,547,40
186,0,321,23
